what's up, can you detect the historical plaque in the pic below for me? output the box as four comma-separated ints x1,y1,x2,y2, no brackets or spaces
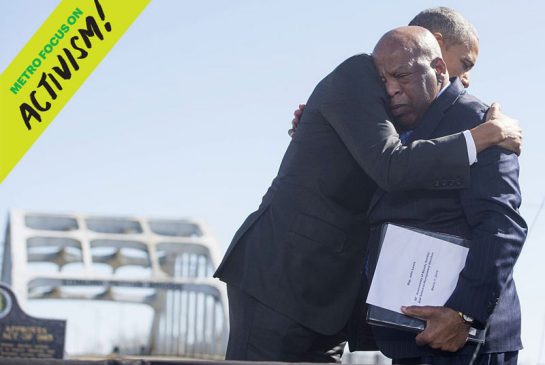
0,284,65,359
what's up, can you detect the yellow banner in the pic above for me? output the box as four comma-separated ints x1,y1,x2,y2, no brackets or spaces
0,0,150,183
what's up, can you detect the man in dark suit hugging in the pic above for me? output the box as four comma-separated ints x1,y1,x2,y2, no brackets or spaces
366,26,526,365
214,17,523,365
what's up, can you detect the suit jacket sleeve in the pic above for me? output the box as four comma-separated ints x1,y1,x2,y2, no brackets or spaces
322,101,470,192
444,146,527,326
319,55,470,192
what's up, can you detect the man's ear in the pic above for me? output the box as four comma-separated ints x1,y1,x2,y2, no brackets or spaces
433,32,445,47
433,33,448,58
431,57,448,85
431,57,447,75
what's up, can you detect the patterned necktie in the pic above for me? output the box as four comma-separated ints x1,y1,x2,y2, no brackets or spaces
399,130,414,145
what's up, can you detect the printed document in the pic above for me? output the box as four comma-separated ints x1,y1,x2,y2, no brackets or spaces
366,224,469,314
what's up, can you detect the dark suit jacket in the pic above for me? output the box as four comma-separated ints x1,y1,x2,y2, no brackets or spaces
366,79,528,358
214,55,473,337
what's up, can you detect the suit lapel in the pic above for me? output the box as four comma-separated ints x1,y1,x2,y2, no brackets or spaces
407,78,465,143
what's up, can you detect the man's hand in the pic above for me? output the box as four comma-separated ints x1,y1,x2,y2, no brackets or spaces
470,102,522,155
401,305,470,352
486,103,523,154
288,104,306,137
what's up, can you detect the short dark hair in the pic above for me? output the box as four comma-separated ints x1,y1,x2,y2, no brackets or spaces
409,7,478,46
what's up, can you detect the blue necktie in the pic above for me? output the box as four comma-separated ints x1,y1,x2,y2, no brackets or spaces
399,130,414,145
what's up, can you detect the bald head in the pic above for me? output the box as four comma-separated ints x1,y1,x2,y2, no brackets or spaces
372,26,449,128
373,26,442,63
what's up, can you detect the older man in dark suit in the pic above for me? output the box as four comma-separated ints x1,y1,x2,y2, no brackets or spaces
213,21,521,362
366,26,526,365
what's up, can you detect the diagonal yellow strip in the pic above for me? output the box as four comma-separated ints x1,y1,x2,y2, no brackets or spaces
0,0,151,183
